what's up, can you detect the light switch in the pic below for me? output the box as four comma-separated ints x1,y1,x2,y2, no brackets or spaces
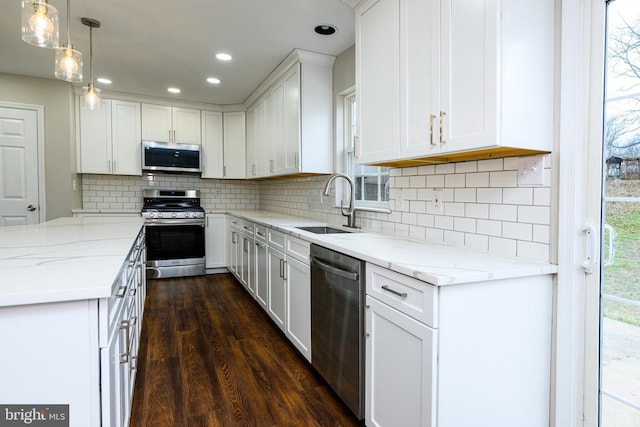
518,155,545,186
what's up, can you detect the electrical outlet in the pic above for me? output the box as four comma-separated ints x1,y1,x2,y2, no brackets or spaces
432,189,444,214
518,155,545,185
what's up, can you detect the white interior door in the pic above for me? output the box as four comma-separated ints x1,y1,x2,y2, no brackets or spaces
598,1,640,424
0,106,40,226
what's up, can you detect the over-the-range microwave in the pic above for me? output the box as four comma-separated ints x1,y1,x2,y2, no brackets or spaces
142,140,201,174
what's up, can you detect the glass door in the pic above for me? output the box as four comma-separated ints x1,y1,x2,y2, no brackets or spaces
600,0,640,424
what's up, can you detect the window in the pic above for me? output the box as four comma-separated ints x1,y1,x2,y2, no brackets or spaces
342,90,390,206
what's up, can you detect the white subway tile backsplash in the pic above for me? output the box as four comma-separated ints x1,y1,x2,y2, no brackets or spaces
83,154,552,263
489,170,518,188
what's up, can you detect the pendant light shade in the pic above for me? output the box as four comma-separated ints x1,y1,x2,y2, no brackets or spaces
55,44,82,82
81,17,101,111
55,0,82,82
21,0,59,48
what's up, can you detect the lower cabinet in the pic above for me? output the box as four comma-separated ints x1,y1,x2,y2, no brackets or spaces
205,213,226,268
365,296,436,427
285,256,311,361
365,263,553,427
226,215,311,362
267,245,287,331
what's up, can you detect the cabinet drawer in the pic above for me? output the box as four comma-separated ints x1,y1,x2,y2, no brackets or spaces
366,263,438,328
254,225,268,242
268,229,285,251
228,216,241,230
240,220,255,237
286,235,309,264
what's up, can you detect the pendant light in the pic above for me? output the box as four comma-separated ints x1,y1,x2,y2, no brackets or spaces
21,0,60,48
54,0,82,82
81,17,101,111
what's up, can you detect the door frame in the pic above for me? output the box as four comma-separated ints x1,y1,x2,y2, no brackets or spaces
0,100,46,223
554,0,606,426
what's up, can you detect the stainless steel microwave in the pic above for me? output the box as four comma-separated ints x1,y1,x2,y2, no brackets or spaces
142,140,201,173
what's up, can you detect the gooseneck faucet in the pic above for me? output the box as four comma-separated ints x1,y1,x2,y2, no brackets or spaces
323,173,357,228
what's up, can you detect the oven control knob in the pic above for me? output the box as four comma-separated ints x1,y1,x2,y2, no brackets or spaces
172,213,177,218
184,213,190,218
158,213,163,218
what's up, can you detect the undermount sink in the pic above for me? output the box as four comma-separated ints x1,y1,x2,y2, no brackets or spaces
295,225,353,234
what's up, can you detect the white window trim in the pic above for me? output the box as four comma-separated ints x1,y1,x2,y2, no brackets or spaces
334,86,391,213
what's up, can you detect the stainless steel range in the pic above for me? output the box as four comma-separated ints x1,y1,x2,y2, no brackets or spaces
141,189,205,279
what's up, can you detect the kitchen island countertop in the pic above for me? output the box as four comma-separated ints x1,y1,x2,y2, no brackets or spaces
0,216,145,307
227,210,558,285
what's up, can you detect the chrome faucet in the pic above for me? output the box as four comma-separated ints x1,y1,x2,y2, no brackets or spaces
323,173,357,228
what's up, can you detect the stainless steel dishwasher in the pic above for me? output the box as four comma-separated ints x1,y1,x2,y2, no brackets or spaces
310,244,365,420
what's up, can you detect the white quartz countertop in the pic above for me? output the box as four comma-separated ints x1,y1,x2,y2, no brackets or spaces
228,210,558,286
0,217,145,307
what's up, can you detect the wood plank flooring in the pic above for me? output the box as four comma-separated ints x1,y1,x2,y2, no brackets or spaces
130,273,363,427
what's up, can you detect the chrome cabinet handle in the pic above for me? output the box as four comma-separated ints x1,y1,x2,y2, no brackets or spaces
279,258,285,278
283,260,287,280
119,320,130,363
381,285,408,298
440,111,447,144
430,115,437,145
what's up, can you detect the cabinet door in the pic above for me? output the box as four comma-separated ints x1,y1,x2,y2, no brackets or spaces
356,0,400,164
255,100,269,176
285,257,311,361
365,296,437,427
172,107,201,144
79,98,112,174
201,111,224,178
205,214,226,268
267,247,286,331
101,314,123,427
254,240,268,310
222,112,246,179
227,229,240,275
269,80,285,175
141,104,172,142
245,106,258,177
111,100,142,176
438,0,497,153
400,0,441,159
240,234,254,294
282,65,301,174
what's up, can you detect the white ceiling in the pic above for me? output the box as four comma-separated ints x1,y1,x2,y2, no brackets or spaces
0,0,355,105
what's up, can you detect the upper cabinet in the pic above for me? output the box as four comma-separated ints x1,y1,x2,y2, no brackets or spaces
222,112,247,179
141,104,201,145
355,0,554,166
77,98,142,176
245,49,335,178
201,110,223,179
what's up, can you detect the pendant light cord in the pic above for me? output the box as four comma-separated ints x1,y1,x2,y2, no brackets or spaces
89,24,93,84
66,0,71,46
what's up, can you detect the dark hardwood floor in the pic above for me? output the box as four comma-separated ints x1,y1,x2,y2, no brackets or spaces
130,273,363,427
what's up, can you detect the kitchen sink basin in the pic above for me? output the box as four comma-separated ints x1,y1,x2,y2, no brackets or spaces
295,226,353,234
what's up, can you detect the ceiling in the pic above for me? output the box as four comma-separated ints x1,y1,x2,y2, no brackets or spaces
0,0,355,105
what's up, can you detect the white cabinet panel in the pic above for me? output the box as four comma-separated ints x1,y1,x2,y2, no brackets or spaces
111,100,142,176
222,112,246,179
366,296,436,427
201,111,224,179
173,107,201,145
141,104,201,144
79,98,112,174
285,256,311,361
267,246,286,331
205,213,226,268
254,239,268,310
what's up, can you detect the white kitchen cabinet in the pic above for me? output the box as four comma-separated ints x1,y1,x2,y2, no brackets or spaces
365,263,553,427
245,50,334,178
141,104,201,144
285,255,311,362
227,219,240,276
267,245,287,332
254,238,269,310
205,213,226,268
222,112,246,179
78,98,142,175
201,111,224,179
366,295,436,427
355,0,554,166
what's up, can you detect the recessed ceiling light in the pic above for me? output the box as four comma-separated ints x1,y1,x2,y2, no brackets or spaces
167,87,181,94
96,77,112,84
215,52,232,61
206,77,221,84
314,24,337,35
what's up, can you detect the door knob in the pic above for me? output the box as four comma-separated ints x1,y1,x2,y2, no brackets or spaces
27,204,37,212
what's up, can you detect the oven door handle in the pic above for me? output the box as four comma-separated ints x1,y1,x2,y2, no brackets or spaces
311,256,359,281
145,220,205,226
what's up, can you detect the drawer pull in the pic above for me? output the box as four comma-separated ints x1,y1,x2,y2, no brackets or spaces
381,285,408,298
